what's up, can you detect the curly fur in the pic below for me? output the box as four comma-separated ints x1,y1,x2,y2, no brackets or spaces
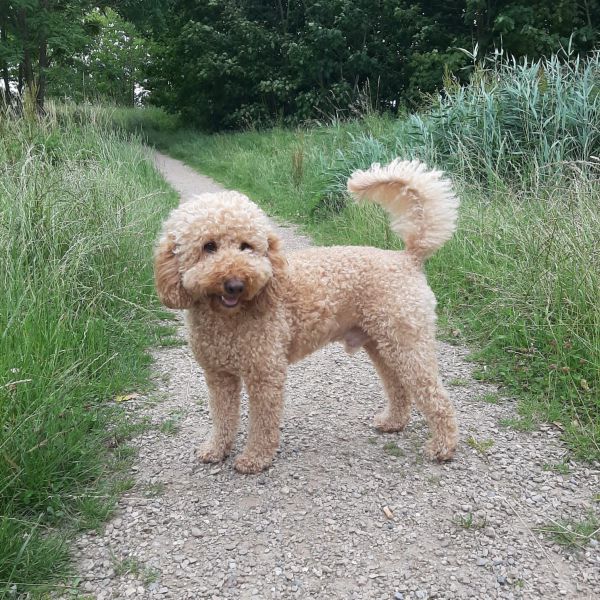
154,159,459,474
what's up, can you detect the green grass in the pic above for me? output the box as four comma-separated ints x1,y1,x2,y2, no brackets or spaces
452,512,487,530
140,481,166,498
480,392,501,404
111,554,158,583
382,442,404,458
538,513,600,549
0,102,178,596
448,378,470,387
159,409,185,436
542,461,571,475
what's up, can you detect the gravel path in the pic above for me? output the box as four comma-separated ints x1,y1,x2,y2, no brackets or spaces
66,151,599,600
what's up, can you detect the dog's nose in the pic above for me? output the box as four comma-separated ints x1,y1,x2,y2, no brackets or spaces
224,278,244,295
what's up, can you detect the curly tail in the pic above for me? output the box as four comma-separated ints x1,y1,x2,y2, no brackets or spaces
347,159,459,264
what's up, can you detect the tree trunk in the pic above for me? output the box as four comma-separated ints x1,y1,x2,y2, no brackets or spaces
23,46,33,92
1,63,9,106
36,0,49,113
1,25,10,106
37,37,47,113
16,9,34,97
18,62,23,96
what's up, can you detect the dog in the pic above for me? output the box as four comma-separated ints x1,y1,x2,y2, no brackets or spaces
154,158,459,474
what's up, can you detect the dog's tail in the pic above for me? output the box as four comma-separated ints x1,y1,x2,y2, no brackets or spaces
347,159,459,263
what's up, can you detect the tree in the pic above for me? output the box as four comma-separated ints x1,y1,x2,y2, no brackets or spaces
48,8,148,105
146,0,474,129
465,0,599,58
0,1,92,112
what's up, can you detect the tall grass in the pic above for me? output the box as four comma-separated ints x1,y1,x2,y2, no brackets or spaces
131,49,600,459
0,103,177,595
343,48,600,184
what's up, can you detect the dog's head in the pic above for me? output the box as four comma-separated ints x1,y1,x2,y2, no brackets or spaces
154,192,285,313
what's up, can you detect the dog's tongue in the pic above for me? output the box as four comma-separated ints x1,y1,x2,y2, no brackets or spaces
221,295,239,307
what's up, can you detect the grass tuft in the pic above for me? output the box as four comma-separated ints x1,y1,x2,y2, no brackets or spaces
538,513,600,549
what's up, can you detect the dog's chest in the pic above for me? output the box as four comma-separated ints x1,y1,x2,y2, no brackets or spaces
185,308,284,372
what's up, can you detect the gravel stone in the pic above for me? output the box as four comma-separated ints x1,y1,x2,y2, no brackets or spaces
55,153,600,600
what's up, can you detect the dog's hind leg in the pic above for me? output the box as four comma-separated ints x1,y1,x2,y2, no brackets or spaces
197,371,241,463
365,341,412,433
374,340,458,461
234,366,287,474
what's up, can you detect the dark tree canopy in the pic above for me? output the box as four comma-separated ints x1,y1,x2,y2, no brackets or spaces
1,1,598,122
143,0,599,130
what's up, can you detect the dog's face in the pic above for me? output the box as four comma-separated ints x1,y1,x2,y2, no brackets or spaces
154,193,285,313
177,223,276,313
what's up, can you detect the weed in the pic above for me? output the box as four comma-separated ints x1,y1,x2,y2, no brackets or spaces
542,461,571,475
108,416,153,449
291,146,304,188
448,377,470,387
160,419,180,436
453,512,487,530
111,554,159,585
383,442,404,457
158,336,185,348
141,482,166,498
480,393,501,404
466,436,495,455
113,556,143,577
499,417,535,432
538,513,600,549
142,567,160,585
159,410,184,435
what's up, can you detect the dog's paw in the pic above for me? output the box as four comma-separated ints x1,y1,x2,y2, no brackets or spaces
234,453,272,474
197,443,228,464
424,436,456,462
373,411,409,433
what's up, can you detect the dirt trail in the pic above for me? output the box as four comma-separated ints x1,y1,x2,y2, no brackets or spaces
65,151,599,600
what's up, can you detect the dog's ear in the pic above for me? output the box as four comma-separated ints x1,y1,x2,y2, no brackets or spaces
252,233,286,312
267,233,286,278
154,237,193,309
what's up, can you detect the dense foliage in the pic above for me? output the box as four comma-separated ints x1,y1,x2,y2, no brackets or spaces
2,1,598,122
147,0,600,129
0,1,152,110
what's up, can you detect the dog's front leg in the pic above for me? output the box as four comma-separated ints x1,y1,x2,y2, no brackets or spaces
197,370,241,463
234,367,286,474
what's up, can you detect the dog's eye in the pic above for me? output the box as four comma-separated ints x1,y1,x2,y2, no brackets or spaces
240,242,253,252
203,241,217,253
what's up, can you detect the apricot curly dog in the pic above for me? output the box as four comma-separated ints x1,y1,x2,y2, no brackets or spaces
154,159,459,474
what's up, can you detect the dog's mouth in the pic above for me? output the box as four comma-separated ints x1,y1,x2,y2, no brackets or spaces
219,294,241,309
